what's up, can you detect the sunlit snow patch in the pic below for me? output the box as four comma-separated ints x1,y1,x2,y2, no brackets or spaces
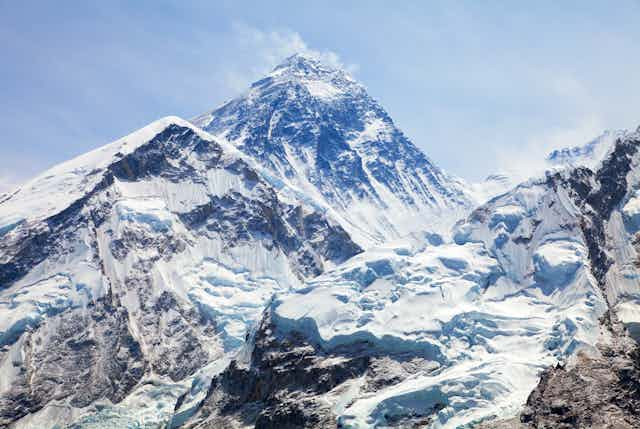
533,241,584,293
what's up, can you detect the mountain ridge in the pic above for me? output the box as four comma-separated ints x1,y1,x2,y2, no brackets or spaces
193,54,475,247
0,114,361,428
186,128,640,428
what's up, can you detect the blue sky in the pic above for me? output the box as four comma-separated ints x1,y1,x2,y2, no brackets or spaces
2,1,640,190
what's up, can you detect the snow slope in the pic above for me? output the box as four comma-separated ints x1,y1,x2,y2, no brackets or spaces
545,128,631,169
265,176,606,427
193,54,475,247
192,130,640,428
3,50,640,429
0,117,198,230
0,117,360,428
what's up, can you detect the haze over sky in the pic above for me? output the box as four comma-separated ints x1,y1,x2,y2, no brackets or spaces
2,1,640,191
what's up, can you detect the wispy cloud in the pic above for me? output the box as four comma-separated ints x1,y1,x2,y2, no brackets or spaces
493,71,605,181
219,22,357,92
0,15,352,184
495,114,605,181
0,173,22,195
3,3,640,185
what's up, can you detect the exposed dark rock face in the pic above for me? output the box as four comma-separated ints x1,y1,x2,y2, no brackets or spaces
178,191,361,279
139,289,218,382
194,54,473,245
1,124,360,291
509,137,640,428
1,124,359,291
578,138,639,293
128,125,364,278
109,225,186,261
0,174,113,289
188,310,443,429
181,134,640,429
7,59,639,426
0,127,205,291
0,121,363,427
520,325,640,428
0,294,145,426
190,312,369,428
546,138,640,293
110,125,219,182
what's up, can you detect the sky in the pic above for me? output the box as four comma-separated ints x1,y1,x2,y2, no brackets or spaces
1,1,640,191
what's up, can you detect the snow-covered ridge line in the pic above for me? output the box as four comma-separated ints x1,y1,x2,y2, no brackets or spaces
5,48,640,429
193,54,476,248
0,116,198,229
0,115,334,233
0,109,363,428
193,53,360,130
191,132,640,428
546,126,640,170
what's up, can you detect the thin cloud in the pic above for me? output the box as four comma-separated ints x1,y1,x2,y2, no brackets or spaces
495,114,605,182
0,173,22,195
3,3,639,186
0,18,353,185
492,70,605,181
220,22,358,93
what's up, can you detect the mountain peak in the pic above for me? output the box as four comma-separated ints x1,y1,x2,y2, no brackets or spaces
546,129,628,169
274,52,325,69
195,55,475,247
272,52,345,76
0,115,218,230
265,52,357,93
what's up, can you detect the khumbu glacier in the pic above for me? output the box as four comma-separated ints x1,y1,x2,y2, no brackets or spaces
2,54,640,429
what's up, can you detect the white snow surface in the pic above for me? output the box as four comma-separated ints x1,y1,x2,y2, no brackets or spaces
546,129,629,169
0,117,203,230
303,79,345,100
0,115,350,429
193,54,477,248
600,143,640,331
268,170,611,428
3,54,640,429
261,128,640,428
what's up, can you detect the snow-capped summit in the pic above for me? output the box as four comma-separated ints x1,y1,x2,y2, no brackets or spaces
4,49,640,429
267,53,359,99
193,54,475,247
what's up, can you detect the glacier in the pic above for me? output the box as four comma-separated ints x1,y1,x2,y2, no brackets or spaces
192,170,606,427
187,126,640,427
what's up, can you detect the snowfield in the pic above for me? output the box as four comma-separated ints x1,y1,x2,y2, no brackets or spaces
267,194,606,427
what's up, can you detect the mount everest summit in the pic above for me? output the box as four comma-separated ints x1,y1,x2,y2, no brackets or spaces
192,54,474,247
1,54,640,429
